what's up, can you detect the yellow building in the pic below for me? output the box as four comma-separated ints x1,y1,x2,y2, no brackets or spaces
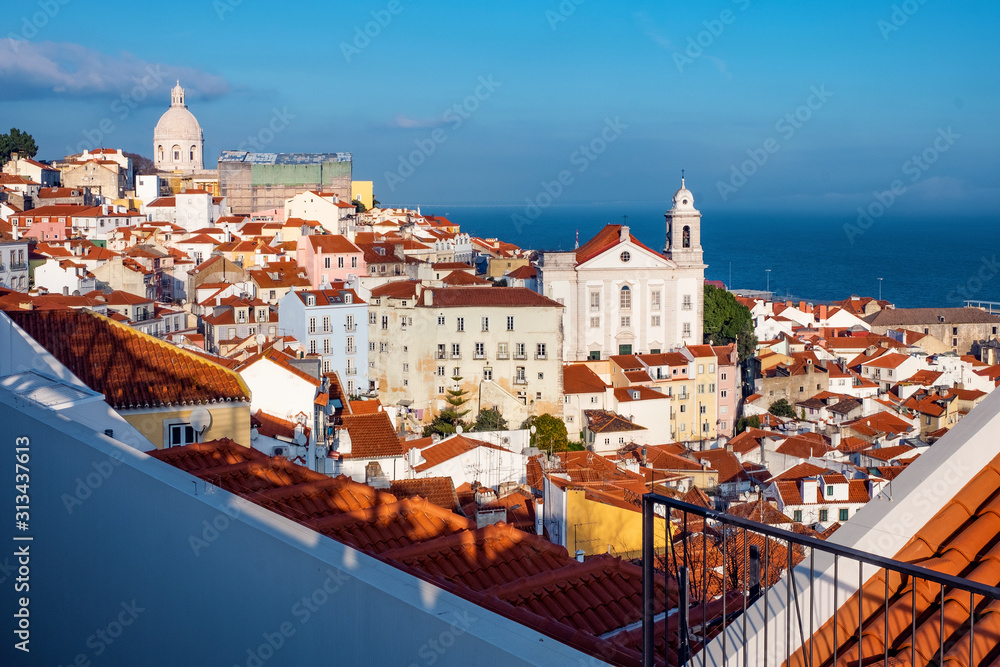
7,309,253,450
351,180,374,210
541,451,670,559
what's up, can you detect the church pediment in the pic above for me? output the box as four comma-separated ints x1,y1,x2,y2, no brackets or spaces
577,239,676,271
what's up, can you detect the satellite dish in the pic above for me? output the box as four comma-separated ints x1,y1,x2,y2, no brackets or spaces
455,425,464,435
255,333,266,346
294,431,307,446
190,407,212,433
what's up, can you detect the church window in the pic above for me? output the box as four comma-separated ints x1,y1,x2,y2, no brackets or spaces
682,226,691,249
620,285,631,310
189,146,196,161
172,145,181,161
619,251,630,263
157,145,163,162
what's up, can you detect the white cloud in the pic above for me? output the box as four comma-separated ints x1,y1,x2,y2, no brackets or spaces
0,38,229,100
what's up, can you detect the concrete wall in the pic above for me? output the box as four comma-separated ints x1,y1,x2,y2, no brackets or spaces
0,393,603,667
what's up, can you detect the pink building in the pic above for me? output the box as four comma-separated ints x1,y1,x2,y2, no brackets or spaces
714,343,742,438
296,234,365,289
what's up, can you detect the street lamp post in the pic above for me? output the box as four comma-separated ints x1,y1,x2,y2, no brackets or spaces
878,277,883,301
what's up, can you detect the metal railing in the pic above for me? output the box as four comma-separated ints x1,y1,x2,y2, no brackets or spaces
642,493,1000,667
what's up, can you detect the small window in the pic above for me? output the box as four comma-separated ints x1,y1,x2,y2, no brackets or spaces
826,485,834,496
167,423,197,447
619,251,631,263
438,316,446,326
839,509,849,521
793,510,802,522
819,509,828,522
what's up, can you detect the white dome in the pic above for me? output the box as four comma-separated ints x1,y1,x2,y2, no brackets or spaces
672,177,696,211
154,107,203,142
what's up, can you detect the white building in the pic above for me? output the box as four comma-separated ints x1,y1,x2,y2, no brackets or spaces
0,239,30,291
538,179,706,362
277,287,369,396
34,258,97,295
405,433,528,492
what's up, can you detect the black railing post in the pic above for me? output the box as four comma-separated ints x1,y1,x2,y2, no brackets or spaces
642,495,655,667
679,566,691,665
749,545,761,599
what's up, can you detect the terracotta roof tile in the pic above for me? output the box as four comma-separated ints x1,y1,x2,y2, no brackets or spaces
388,477,463,514
340,412,403,459
8,310,249,409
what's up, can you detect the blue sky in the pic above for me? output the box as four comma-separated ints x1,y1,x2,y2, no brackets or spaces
2,0,998,213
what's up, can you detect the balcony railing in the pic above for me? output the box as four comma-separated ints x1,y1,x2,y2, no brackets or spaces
497,352,509,360
473,353,486,360
436,351,447,360
513,377,527,385
641,494,1000,666
535,353,547,360
345,347,355,355
514,353,527,360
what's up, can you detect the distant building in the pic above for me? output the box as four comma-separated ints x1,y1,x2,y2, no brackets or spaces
218,151,352,215
864,306,1000,354
539,178,706,361
154,82,205,172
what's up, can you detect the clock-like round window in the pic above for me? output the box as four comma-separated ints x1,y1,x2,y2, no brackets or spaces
682,199,689,205
620,251,631,263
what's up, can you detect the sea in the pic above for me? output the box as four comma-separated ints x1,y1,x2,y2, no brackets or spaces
417,204,1000,310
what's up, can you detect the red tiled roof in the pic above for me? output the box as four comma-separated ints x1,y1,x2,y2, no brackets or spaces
388,477,463,514
563,364,609,394
340,412,403,459
306,234,362,254
411,434,506,472
441,270,491,286
585,410,647,433
427,287,562,309
8,310,249,409
153,439,673,665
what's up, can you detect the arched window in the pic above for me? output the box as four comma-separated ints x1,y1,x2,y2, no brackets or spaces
172,145,181,161
620,285,631,310
682,225,691,249
157,145,163,162
189,146,196,161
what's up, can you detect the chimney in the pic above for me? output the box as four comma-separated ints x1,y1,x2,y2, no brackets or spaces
799,301,806,311
640,446,647,466
575,550,585,563
818,304,828,321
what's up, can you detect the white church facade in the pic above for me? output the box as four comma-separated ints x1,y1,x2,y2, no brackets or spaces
538,179,706,361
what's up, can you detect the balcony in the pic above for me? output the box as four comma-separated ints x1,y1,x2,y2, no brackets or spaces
514,353,527,360
513,377,527,385
345,324,357,333
13,262,27,271
535,353,547,360
436,351,447,360
345,367,356,376
473,353,486,360
345,347,356,355
497,352,509,360
451,353,461,360
639,494,1000,666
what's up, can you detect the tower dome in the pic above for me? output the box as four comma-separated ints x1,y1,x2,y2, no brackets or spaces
672,175,696,211
153,81,204,172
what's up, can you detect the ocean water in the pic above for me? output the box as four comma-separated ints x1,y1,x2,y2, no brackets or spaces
420,204,1000,309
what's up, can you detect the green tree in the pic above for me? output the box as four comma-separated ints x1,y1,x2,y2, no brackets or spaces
471,408,507,432
352,198,367,213
0,128,39,165
703,284,758,361
768,399,796,419
522,414,569,453
422,376,472,436
736,415,760,434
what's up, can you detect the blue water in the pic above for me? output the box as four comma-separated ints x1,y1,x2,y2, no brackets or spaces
419,204,1000,309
